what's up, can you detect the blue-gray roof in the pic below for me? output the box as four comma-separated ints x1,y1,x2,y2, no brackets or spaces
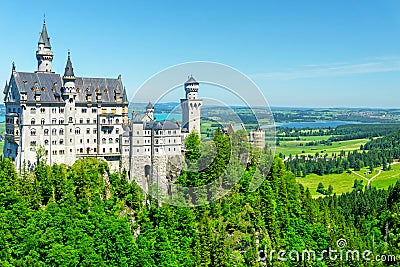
11,72,127,104
144,121,180,130
185,75,197,84
63,52,74,77
38,23,51,48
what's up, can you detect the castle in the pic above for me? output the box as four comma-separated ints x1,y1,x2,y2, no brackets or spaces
3,21,265,187
3,21,202,184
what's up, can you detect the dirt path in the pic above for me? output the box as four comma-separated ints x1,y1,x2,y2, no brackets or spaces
351,169,382,188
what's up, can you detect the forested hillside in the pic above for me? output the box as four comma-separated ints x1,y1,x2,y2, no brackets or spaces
1,132,400,266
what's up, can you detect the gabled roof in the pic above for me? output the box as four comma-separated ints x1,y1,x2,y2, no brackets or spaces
144,121,180,130
11,72,128,104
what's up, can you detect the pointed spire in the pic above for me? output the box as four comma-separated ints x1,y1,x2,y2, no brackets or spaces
63,50,75,79
122,86,128,103
38,20,51,48
185,75,197,84
146,101,154,109
12,62,15,71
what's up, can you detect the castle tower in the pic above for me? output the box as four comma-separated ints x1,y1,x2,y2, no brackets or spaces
180,76,202,135
36,20,54,73
145,102,154,120
62,51,77,165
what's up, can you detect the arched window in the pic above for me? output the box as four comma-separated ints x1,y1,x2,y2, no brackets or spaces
30,129,36,136
79,148,83,153
31,118,35,125
102,138,106,144
75,128,81,134
59,129,64,135
44,129,49,136
52,128,57,135
109,138,113,143
41,118,45,125
44,140,49,145
115,138,119,143
115,119,119,124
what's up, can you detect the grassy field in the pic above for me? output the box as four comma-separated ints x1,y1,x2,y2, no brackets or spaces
277,135,369,156
296,172,359,197
370,163,400,189
297,163,400,197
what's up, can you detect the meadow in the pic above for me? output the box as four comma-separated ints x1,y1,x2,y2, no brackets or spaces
276,135,369,156
297,163,400,197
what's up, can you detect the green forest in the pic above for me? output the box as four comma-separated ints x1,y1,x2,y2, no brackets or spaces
1,130,400,266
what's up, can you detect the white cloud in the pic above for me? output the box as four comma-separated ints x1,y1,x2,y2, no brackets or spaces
251,57,400,80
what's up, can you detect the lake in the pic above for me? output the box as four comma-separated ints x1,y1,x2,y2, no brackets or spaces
275,121,371,128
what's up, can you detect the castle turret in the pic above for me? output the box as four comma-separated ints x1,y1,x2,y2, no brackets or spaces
36,20,54,73
62,51,76,99
62,51,77,165
180,75,202,135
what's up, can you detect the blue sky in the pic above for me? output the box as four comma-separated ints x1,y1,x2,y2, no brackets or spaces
0,0,399,107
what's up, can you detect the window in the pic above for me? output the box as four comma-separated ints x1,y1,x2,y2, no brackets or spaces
109,148,112,153
92,108,97,113
44,129,49,136
60,139,64,145
52,140,57,145
109,138,113,143
59,129,64,135
52,150,57,155
75,128,81,134
116,128,119,134
44,140,49,145
30,129,36,136
31,118,35,125
94,139,96,143
94,148,97,153
93,119,97,124
82,108,87,113
59,108,64,113
93,128,97,134
102,138,106,144
87,119,90,124
52,128,57,135
116,148,119,152
52,118,57,124
115,118,119,124
30,108,36,114
103,148,105,153
115,138,119,143
30,141,36,146
79,118,83,124
59,150,65,155
52,108,57,114
102,119,106,124
40,108,45,114
80,139,83,144
86,128,90,134
41,118,45,125
59,119,64,124
69,117,73,123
